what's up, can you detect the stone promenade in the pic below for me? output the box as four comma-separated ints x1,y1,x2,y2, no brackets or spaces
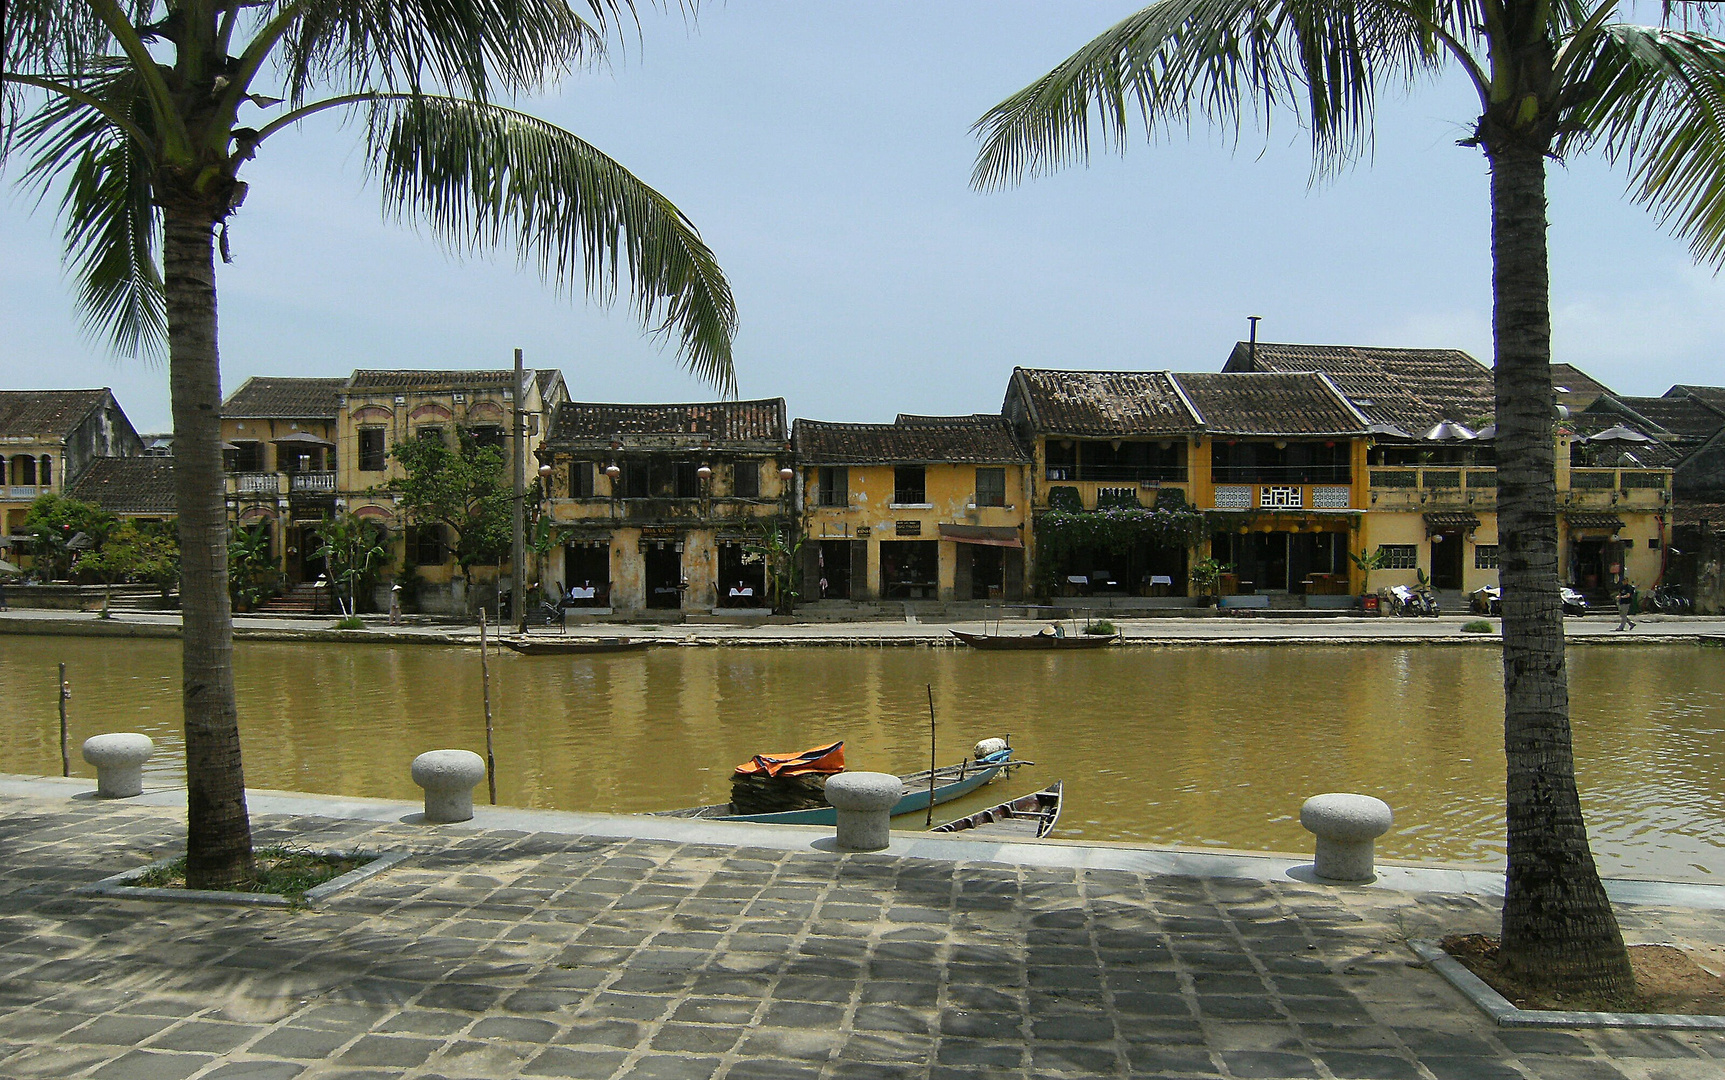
2,787,1723,1080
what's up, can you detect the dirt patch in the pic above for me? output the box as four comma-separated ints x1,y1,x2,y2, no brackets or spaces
1443,934,1725,1014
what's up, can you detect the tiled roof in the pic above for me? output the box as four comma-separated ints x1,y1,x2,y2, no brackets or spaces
222,377,345,419
1596,396,1725,440
794,417,1028,464
549,399,788,444
0,390,111,440
1171,372,1367,437
1568,415,1682,467
1223,342,1494,435
66,457,176,515
348,370,522,392
1550,363,1614,399
1670,385,1725,411
1007,369,1199,436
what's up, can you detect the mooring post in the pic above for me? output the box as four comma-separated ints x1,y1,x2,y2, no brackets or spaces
58,663,69,778
480,609,497,805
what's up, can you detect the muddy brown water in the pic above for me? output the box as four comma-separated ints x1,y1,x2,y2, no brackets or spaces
3,636,1720,881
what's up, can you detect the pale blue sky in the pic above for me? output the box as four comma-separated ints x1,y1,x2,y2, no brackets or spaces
4,1,1722,434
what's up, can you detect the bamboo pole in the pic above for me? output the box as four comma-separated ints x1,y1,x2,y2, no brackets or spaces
58,663,70,778
480,610,497,805
925,684,937,826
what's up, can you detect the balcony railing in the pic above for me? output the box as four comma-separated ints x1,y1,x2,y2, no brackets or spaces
1211,465,1351,484
1210,484,1354,510
1045,464,1186,483
5,485,43,500
1369,467,1496,491
289,472,337,493
231,472,280,495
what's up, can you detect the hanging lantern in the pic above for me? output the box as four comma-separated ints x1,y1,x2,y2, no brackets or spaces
605,463,621,479
697,464,713,480
779,467,795,480
537,464,552,478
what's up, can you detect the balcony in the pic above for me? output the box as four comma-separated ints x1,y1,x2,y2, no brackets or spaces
289,472,337,493
1566,469,1669,510
1211,465,1351,485
1209,484,1354,511
1044,464,1186,484
1368,467,1497,509
1041,480,1191,511
5,485,43,501
228,473,283,496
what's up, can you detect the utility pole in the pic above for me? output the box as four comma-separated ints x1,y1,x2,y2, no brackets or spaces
512,347,528,635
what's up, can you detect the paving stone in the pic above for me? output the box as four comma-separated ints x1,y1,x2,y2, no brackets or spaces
522,1046,630,1078
1217,1049,1323,1078
937,1038,1025,1067
145,1020,266,1053
1321,1050,1425,1078
250,1026,355,1059
1421,1057,1531,1080
199,1063,308,1080
736,1027,842,1060
89,1049,214,1080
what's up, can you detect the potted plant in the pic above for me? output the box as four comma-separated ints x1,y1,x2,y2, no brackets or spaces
1349,547,1390,613
1188,556,1228,606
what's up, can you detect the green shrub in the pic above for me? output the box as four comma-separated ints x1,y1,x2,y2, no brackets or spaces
1462,619,1495,634
333,615,366,630
1083,619,1118,635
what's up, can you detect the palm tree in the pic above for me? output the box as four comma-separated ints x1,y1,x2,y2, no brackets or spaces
974,0,1725,996
3,0,737,888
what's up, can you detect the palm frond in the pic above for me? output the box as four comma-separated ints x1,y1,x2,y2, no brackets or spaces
2,0,134,79
12,61,164,356
269,0,627,106
365,94,736,391
1561,25,1725,266
972,0,1462,191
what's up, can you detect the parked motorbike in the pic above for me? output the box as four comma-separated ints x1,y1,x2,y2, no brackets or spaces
1379,584,1437,617
1647,583,1690,614
1469,583,1586,615
1560,586,1588,616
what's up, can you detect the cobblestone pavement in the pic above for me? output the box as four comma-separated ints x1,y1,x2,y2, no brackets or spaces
3,793,1723,1080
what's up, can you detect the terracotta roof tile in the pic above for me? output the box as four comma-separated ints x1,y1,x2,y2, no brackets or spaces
1596,396,1725,439
1224,342,1494,434
794,417,1028,464
1171,372,1367,436
348,370,522,392
0,390,112,440
222,377,345,419
66,457,176,515
549,399,788,444
1008,369,1199,436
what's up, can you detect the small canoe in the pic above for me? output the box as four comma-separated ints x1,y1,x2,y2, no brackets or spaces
504,637,649,656
932,781,1063,839
655,748,1016,825
949,629,1119,650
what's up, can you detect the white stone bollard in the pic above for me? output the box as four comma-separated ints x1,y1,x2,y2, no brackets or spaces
410,750,487,823
81,733,154,798
1300,793,1393,882
824,772,903,852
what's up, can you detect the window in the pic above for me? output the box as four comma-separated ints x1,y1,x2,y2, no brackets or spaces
894,466,926,505
359,428,387,471
567,461,594,498
1474,545,1499,569
469,425,506,450
818,467,848,507
39,456,51,486
733,460,760,499
1649,537,1662,550
620,459,650,499
674,461,700,499
1377,544,1418,570
230,441,264,473
416,425,446,444
410,524,447,565
975,467,1006,507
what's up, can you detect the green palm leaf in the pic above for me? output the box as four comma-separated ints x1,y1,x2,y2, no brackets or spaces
1561,25,1725,266
365,94,736,391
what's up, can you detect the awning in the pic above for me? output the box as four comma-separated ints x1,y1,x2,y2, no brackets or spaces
1565,513,1624,532
1423,511,1481,532
272,431,335,447
938,524,1022,549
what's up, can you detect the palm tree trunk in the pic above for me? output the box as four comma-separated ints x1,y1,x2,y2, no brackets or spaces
162,195,255,890
1488,141,1633,995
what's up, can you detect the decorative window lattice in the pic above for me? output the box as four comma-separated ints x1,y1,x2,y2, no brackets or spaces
1371,470,1417,488
1260,485,1302,508
1213,485,1251,509
1474,544,1499,569
1424,471,1461,489
1377,544,1417,569
1621,472,1667,489
1312,486,1350,509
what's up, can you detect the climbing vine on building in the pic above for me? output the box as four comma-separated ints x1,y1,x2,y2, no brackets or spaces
1032,506,1206,595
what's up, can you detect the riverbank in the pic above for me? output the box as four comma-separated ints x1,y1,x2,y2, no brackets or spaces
2,773,1723,1080
5,605,1725,647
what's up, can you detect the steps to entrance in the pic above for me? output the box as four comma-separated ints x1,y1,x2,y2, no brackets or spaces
256,581,330,616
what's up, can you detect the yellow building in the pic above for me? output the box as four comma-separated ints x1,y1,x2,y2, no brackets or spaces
220,377,346,585
1,389,143,558
793,415,1031,602
538,399,793,614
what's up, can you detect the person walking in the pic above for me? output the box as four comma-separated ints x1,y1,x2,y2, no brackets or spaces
388,584,403,626
1614,579,1637,631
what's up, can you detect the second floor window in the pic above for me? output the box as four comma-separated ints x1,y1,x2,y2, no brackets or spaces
894,466,926,505
567,461,594,498
468,425,506,450
416,425,446,445
230,441,265,472
358,428,387,472
733,460,760,498
410,523,447,565
818,467,848,507
975,468,1007,507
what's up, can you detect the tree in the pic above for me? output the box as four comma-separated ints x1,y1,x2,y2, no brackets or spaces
742,516,803,616
21,494,118,581
385,433,513,588
312,512,388,616
974,1,1725,995
77,520,180,594
227,523,281,613
4,0,737,888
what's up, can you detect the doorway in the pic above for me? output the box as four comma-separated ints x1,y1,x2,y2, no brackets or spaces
645,542,682,609
563,543,610,606
1430,531,1464,590
968,546,1004,600
717,542,767,606
817,540,853,600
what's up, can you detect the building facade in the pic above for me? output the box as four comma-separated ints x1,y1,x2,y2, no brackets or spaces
793,415,1031,602
1,389,144,551
220,377,346,585
538,399,794,613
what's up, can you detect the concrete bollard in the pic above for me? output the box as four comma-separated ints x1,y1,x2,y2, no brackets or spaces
824,772,903,852
1300,793,1393,882
410,750,487,823
81,733,155,798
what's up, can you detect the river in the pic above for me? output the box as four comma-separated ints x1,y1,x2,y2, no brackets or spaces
2,636,1720,880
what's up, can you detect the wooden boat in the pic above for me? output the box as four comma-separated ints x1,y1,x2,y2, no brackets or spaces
931,781,1063,839
504,636,650,656
949,629,1119,650
655,747,1017,825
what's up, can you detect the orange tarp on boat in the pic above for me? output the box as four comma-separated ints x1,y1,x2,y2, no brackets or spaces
732,741,845,777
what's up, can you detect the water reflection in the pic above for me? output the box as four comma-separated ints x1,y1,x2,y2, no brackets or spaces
2,636,1719,880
